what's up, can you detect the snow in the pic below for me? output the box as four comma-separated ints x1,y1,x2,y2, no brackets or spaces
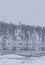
0,54,45,65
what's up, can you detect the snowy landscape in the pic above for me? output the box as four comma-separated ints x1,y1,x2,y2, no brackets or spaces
0,22,45,65
0,0,45,65
0,54,45,65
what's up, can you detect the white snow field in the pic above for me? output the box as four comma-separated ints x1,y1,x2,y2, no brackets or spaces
0,54,45,65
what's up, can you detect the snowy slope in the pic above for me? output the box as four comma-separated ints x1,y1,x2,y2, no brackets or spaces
0,54,45,65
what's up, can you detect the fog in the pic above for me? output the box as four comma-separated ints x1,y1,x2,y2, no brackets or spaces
0,0,45,26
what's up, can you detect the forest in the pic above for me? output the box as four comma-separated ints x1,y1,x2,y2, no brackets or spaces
0,21,45,54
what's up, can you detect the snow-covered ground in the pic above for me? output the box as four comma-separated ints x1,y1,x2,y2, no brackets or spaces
0,54,45,65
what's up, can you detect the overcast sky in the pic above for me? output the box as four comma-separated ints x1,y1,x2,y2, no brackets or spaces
0,0,45,26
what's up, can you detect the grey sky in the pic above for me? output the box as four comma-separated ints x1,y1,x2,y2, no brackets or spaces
0,0,45,26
